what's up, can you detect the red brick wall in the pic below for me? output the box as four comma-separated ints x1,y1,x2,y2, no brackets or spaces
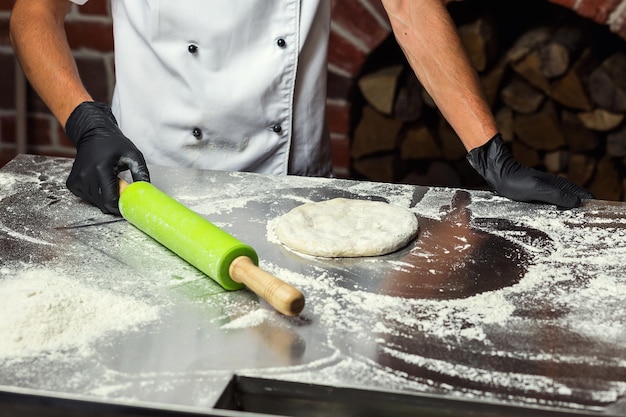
0,0,17,166
1,0,626,173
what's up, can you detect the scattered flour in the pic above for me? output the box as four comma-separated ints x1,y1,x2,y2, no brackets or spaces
246,188,626,408
2,159,625,411
220,308,282,330
0,268,160,359
0,172,27,189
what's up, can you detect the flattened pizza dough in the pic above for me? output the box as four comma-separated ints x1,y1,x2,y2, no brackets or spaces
274,198,418,257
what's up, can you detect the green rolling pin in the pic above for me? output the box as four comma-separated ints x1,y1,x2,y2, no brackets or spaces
118,180,304,316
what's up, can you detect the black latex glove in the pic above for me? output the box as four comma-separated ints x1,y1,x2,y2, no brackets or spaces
65,101,150,215
467,134,594,209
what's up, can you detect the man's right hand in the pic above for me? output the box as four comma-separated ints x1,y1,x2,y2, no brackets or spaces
65,101,150,215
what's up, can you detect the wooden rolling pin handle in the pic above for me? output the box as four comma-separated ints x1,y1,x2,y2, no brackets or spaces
119,178,130,195
229,256,305,317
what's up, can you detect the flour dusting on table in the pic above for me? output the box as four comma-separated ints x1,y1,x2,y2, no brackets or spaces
0,268,160,360
247,188,626,409
1,156,625,413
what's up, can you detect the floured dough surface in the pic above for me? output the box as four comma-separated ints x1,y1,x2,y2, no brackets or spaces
275,198,418,257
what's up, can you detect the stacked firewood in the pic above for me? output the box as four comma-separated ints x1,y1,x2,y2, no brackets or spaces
351,17,626,201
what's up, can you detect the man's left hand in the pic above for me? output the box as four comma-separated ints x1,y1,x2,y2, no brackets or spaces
466,134,594,209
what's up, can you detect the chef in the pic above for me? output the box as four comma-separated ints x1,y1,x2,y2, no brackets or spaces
9,0,593,215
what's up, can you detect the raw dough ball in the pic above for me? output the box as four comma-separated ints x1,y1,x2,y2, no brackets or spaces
274,198,418,257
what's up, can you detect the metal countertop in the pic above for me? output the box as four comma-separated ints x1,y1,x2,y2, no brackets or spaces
1,155,625,416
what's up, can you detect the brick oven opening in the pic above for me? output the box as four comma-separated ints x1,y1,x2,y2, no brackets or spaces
344,0,626,202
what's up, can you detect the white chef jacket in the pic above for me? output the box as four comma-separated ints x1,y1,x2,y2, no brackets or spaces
70,0,332,176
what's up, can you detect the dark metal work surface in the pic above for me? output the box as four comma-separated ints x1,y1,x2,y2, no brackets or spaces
0,155,625,416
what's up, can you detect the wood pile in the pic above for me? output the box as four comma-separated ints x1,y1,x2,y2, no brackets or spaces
351,17,626,201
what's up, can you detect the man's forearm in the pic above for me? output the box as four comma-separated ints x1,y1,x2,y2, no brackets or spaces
10,0,93,127
381,0,498,151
